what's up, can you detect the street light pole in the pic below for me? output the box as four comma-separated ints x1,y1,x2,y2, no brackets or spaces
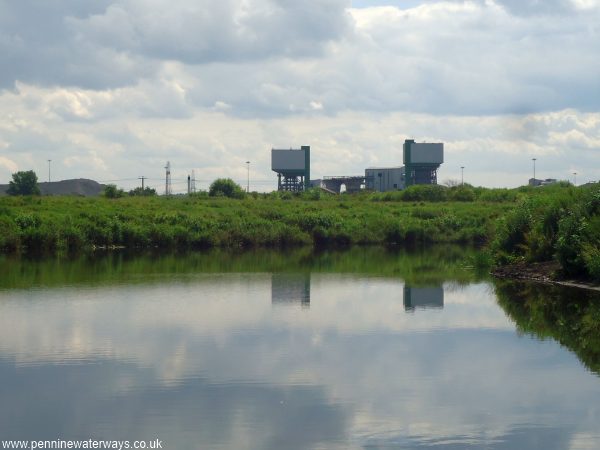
246,161,250,193
48,159,51,183
532,158,537,184
460,166,464,186
573,172,577,186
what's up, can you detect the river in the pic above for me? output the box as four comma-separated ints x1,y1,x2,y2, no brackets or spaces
0,247,598,449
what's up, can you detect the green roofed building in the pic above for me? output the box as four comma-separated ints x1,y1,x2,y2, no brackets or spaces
271,146,311,192
403,139,444,187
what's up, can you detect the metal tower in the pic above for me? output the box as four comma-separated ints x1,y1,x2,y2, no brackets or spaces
271,146,311,192
165,161,172,196
403,139,444,187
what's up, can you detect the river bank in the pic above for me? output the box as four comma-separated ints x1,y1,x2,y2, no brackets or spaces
490,183,600,284
491,261,600,292
0,194,511,254
1,183,598,286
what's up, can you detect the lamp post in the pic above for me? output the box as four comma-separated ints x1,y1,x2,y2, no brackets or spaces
460,166,464,186
573,172,577,186
532,158,537,183
48,159,51,183
246,161,250,193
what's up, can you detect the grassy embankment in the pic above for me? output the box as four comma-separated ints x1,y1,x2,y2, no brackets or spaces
0,185,515,255
491,183,600,282
1,182,598,284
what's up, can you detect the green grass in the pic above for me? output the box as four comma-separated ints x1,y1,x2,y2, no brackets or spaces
491,183,600,282
0,193,512,254
2,182,597,282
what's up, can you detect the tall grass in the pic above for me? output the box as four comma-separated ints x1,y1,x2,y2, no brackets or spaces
491,183,600,281
0,193,512,255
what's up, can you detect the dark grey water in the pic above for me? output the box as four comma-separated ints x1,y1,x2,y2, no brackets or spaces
0,248,599,449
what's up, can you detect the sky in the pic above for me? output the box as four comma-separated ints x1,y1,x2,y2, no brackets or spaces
1,0,599,192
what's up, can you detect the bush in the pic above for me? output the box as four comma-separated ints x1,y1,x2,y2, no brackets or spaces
7,170,40,196
401,185,448,202
0,216,19,251
129,187,157,196
491,199,533,261
103,184,125,198
555,212,587,277
492,184,600,280
582,244,600,281
209,178,245,199
301,188,322,201
448,186,476,202
477,188,518,203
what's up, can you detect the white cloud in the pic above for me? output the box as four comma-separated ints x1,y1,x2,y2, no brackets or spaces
0,156,18,174
0,1,599,187
2,84,598,189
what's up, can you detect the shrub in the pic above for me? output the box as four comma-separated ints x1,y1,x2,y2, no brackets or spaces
401,185,448,202
448,186,476,202
555,212,587,277
0,216,20,251
103,184,125,198
301,188,322,201
7,170,40,196
477,188,518,203
582,244,600,281
129,187,157,196
209,178,245,199
491,199,533,261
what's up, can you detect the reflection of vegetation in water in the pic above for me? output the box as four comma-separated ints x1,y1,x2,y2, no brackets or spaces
495,280,600,375
271,273,311,307
0,245,488,290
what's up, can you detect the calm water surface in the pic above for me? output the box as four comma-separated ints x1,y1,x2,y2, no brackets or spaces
0,248,599,450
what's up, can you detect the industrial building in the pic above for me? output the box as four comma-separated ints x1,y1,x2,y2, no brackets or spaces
363,140,444,192
272,139,443,194
403,139,444,187
271,146,310,192
365,167,405,192
321,176,366,194
529,178,558,187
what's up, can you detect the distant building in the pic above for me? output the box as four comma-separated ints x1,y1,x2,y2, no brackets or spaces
309,179,324,189
362,139,444,193
321,176,365,194
365,167,405,192
403,139,444,187
305,139,444,195
271,146,310,192
529,178,558,187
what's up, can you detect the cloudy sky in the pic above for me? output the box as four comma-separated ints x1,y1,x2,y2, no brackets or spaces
1,0,599,192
